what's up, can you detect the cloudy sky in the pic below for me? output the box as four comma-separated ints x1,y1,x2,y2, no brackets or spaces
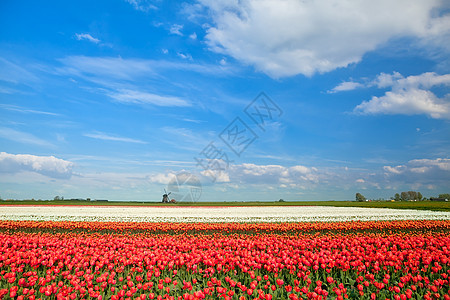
0,0,449,201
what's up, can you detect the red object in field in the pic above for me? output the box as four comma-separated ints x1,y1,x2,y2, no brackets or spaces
170,199,176,203
0,220,449,299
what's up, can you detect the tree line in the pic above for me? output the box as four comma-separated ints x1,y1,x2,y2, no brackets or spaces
356,192,450,202
393,191,423,201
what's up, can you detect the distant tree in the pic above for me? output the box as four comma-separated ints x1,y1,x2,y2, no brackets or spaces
400,192,409,201
395,191,423,201
439,193,450,200
54,196,61,201
278,199,285,202
356,193,366,202
61,196,64,200
417,192,423,201
407,191,418,201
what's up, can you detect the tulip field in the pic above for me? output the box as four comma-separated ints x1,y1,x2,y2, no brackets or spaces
0,205,450,300
0,217,449,300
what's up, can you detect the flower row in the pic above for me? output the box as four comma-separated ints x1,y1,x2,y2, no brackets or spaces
1,219,449,234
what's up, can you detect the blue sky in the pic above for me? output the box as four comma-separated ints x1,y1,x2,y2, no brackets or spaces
0,0,449,201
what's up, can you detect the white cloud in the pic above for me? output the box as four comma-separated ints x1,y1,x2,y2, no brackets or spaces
383,158,450,186
75,33,100,44
161,126,211,150
125,0,157,12
383,165,404,175
410,167,429,174
58,56,233,80
169,24,184,36
199,0,449,78
372,72,403,88
195,162,322,186
354,72,450,119
0,127,53,147
289,165,313,174
0,104,60,116
218,163,320,186
0,87,19,94
58,56,154,80
409,158,450,172
84,131,147,144
189,32,197,40
3,155,447,199
0,152,73,179
147,172,178,185
201,169,230,183
355,89,450,119
188,162,323,187
177,52,193,60
0,58,39,84
328,81,364,93
375,72,450,90
239,163,285,176
182,118,204,124
108,89,191,107
162,48,168,54
197,159,450,193
180,3,206,22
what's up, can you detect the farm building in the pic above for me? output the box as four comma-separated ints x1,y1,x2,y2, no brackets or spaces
430,197,448,202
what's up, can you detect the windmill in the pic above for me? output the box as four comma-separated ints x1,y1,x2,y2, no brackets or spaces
162,189,171,203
